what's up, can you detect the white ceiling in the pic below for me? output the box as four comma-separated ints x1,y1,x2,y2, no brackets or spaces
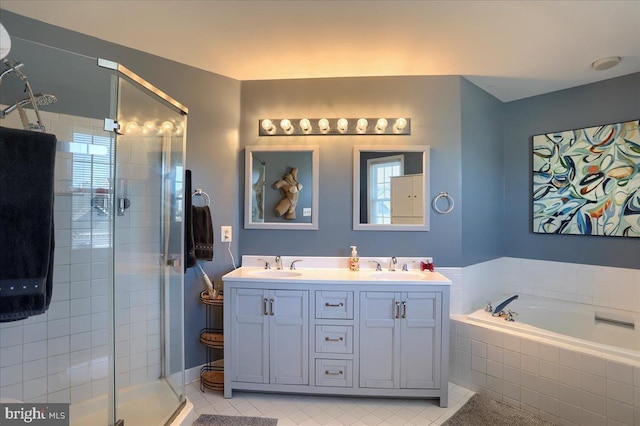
2,0,640,102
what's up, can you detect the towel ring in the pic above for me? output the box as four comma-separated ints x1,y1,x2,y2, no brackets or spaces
192,189,210,206
432,191,454,214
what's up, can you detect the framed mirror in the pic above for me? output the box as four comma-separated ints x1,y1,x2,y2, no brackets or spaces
245,145,319,230
353,145,430,231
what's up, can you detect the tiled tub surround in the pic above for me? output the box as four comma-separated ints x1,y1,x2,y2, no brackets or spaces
442,257,640,426
449,317,639,425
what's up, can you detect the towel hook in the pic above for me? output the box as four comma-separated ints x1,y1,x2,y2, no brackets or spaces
192,188,210,206
432,191,454,214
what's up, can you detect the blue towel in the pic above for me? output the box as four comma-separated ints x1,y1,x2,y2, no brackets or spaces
0,127,56,322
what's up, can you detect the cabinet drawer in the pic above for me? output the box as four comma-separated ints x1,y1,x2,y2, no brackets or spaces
315,359,353,387
315,325,353,354
315,291,353,319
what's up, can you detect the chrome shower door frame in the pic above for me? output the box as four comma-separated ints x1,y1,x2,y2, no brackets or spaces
99,58,187,426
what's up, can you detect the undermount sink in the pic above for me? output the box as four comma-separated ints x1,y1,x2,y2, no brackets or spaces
368,271,425,280
249,270,303,278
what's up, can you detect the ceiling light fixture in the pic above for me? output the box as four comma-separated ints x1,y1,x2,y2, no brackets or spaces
591,56,622,71
258,117,411,136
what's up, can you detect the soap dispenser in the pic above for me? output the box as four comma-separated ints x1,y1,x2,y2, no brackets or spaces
349,245,360,271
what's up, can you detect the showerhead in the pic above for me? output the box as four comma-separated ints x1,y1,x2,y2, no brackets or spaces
32,93,57,106
0,59,24,84
1,93,57,118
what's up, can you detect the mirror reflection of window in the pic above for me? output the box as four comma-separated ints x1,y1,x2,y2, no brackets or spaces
367,155,404,224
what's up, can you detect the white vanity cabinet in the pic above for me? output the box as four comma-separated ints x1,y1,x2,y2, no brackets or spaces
223,266,450,407
360,291,441,390
228,288,309,386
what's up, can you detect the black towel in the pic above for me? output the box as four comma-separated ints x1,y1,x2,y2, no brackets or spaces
192,205,213,261
0,127,56,322
184,170,196,271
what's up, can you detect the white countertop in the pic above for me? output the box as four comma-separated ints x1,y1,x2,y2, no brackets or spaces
222,256,451,285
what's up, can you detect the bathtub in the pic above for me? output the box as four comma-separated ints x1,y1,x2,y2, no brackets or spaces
450,294,640,425
468,294,639,361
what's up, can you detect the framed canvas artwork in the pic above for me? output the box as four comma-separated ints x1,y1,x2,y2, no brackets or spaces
532,119,640,238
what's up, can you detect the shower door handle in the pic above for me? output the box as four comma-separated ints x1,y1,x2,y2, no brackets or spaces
165,254,181,267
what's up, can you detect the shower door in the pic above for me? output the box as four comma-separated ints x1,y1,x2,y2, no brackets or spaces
107,62,187,426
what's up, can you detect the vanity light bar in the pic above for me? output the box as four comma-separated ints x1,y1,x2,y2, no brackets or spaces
258,118,411,136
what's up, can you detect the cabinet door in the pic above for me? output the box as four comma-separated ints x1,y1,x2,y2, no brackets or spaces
391,175,414,217
359,292,400,389
411,175,424,217
270,290,309,385
400,292,441,389
230,288,269,383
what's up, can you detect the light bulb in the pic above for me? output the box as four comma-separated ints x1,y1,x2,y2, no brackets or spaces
125,121,138,134
393,117,407,133
161,121,174,131
280,119,294,134
318,118,330,134
261,119,276,135
337,118,349,133
375,118,388,134
356,118,368,134
143,120,156,133
299,118,311,133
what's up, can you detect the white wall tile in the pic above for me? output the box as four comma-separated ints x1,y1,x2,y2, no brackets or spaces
582,371,607,396
606,379,634,405
539,394,560,417
606,361,634,385
581,353,606,377
0,345,22,368
606,399,634,425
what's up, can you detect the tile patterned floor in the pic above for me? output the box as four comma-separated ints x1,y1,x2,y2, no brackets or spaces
187,382,474,425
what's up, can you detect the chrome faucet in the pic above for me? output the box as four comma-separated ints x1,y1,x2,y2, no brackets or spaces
257,258,271,269
275,255,283,270
290,259,303,270
492,295,519,317
388,256,397,272
369,260,382,271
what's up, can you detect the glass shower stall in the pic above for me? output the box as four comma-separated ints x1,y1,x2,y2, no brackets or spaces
0,38,187,426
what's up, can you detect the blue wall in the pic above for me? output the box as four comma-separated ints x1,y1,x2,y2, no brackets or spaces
239,76,466,265
460,78,505,265
502,73,640,268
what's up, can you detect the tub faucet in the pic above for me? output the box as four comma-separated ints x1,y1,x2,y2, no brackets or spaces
505,310,518,322
388,256,397,272
275,255,283,270
492,294,519,317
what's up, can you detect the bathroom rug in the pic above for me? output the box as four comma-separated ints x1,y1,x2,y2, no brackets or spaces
192,414,277,426
442,393,554,426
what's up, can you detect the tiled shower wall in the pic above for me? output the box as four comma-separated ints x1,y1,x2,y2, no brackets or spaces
0,109,161,404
